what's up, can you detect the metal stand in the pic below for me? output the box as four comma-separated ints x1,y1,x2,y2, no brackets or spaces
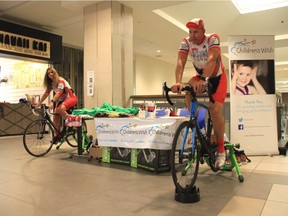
174,186,200,203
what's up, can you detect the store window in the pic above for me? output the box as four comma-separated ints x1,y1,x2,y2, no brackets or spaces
0,56,49,103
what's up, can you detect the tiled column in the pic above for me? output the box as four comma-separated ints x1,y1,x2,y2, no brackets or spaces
83,1,133,110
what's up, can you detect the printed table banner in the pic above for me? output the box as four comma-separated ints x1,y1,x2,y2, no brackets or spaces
228,35,278,155
94,117,185,150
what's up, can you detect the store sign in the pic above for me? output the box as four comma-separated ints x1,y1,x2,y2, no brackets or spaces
0,30,50,58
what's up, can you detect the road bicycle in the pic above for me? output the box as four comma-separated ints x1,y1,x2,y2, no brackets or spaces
162,81,244,195
22,103,92,157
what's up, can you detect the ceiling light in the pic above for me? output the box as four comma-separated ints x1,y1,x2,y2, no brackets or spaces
153,9,187,32
231,0,288,14
275,34,288,40
275,61,288,66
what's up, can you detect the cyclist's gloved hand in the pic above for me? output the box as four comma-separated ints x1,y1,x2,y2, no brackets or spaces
171,83,182,94
194,79,206,93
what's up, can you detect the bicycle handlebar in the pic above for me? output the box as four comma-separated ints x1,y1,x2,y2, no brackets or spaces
162,80,215,106
28,104,48,109
162,82,174,105
19,98,50,116
29,104,49,116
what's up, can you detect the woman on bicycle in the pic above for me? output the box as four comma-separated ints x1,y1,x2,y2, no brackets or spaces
36,67,78,144
171,18,227,168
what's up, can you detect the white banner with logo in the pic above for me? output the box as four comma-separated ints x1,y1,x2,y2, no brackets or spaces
95,117,185,150
228,35,278,155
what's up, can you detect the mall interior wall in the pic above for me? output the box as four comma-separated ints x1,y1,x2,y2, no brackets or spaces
134,54,176,95
134,53,231,96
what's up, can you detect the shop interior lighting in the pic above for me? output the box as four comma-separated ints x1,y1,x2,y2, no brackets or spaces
275,61,288,66
231,0,288,14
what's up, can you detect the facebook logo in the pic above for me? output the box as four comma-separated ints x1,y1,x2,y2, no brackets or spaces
238,124,244,130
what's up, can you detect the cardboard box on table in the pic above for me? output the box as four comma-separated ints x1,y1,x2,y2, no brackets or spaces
101,147,131,165
89,145,102,159
130,149,170,173
101,147,170,173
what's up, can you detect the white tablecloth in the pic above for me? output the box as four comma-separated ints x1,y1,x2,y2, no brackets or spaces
94,117,186,150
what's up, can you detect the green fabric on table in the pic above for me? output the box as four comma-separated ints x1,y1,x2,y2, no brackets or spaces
72,102,139,117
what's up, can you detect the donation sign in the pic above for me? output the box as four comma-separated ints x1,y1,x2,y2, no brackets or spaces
228,35,278,155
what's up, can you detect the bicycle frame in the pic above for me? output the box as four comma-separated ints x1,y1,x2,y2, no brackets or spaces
46,107,92,152
187,97,213,152
43,110,60,134
40,108,67,139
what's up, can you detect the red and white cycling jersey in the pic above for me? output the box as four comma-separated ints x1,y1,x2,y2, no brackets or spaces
178,33,225,77
46,78,76,101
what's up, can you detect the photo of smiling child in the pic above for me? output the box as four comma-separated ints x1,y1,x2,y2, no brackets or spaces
231,60,267,95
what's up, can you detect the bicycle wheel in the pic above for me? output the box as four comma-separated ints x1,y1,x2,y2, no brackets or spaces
171,121,200,193
203,118,220,172
23,120,54,157
65,121,87,147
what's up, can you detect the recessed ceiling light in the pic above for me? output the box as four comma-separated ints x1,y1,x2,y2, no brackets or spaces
231,0,288,14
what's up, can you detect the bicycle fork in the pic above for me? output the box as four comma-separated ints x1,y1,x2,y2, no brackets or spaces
37,122,46,140
181,126,196,176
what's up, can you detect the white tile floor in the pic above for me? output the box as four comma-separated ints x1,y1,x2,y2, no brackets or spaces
220,153,288,216
0,135,287,216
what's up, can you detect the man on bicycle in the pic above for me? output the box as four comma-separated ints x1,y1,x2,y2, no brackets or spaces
171,18,227,168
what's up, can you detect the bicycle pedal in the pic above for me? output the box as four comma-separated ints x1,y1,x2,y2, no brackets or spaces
52,136,61,144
